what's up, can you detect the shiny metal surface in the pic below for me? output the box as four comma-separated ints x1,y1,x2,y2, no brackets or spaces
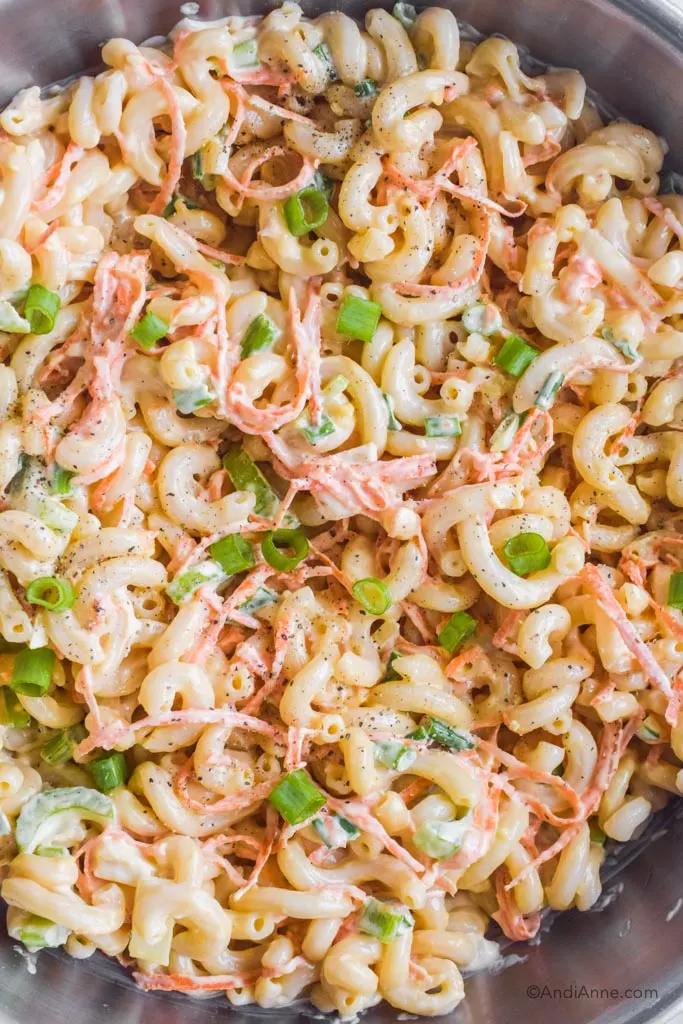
1,1,683,1022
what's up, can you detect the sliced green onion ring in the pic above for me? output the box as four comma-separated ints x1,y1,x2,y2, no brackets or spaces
667,571,683,610
89,752,128,792
25,576,75,612
391,2,417,30
503,532,551,576
241,313,279,358
283,186,329,237
424,415,461,437
534,370,564,410
359,896,414,944
352,577,391,615
261,529,309,572
494,333,540,377
173,385,214,414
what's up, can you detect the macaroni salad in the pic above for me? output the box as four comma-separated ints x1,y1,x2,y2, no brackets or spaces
0,2,682,1015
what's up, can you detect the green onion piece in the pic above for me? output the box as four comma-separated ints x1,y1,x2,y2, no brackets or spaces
223,448,281,519
173,384,214,414
35,845,69,857
352,577,391,615
313,169,334,202
383,392,401,430
25,576,75,612
11,647,55,698
283,185,330,237
130,311,169,350
462,302,503,337
16,914,69,951
503,532,551,576
667,572,683,610
232,38,259,68
268,768,326,825
191,150,204,180
89,752,128,792
494,333,540,377
241,313,279,358
424,415,461,438
50,465,73,496
41,728,78,766
324,374,349,398
359,896,414,944
534,370,564,410
312,816,333,847
383,650,402,681
39,498,78,534
209,534,255,575
336,294,381,343
438,611,477,654
302,414,335,444
166,560,225,605
638,718,661,742
0,689,31,728
374,740,417,772
261,529,309,572
313,42,338,81
391,2,417,30
0,299,30,333
336,814,360,839
15,786,114,854
409,717,475,751
413,818,469,860
240,586,278,616
354,79,377,98
602,327,639,362
589,824,606,845
24,284,61,335
490,412,520,452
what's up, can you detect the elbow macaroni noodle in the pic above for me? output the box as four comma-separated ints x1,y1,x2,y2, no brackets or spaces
0,3,681,1016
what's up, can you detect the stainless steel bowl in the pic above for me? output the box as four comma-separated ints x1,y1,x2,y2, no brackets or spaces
2,1,683,1022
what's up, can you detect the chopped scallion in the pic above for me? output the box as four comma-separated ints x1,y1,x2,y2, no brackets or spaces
25,285,60,335
166,560,225,605
489,412,520,452
232,38,259,68
268,768,326,825
494,333,540,377
41,727,79,766
313,169,334,202
239,586,278,616
437,611,477,654
25,576,75,612
209,534,255,576
0,689,31,728
301,414,335,444
383,651,402,681
89,752,128,792
352,577,391,615
424,414,461,438
383,392,401,430
241,313,279,358
589,824,606,845
11,647,55,698
534,370,564,410
409,717,474,751
336,294,381,343
261,529,309,572
462,302,503,337
313,42,338,81
391,2,417,31
130,311,169,350
602,326,639,362
173,384,214,414
667,572,683,610
50,465,73,496
413,818,469,860
503,532,551,576
223,448,281,519
354,79,377,98
359,896,414,943
283,185,329,237
374,740,417,772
